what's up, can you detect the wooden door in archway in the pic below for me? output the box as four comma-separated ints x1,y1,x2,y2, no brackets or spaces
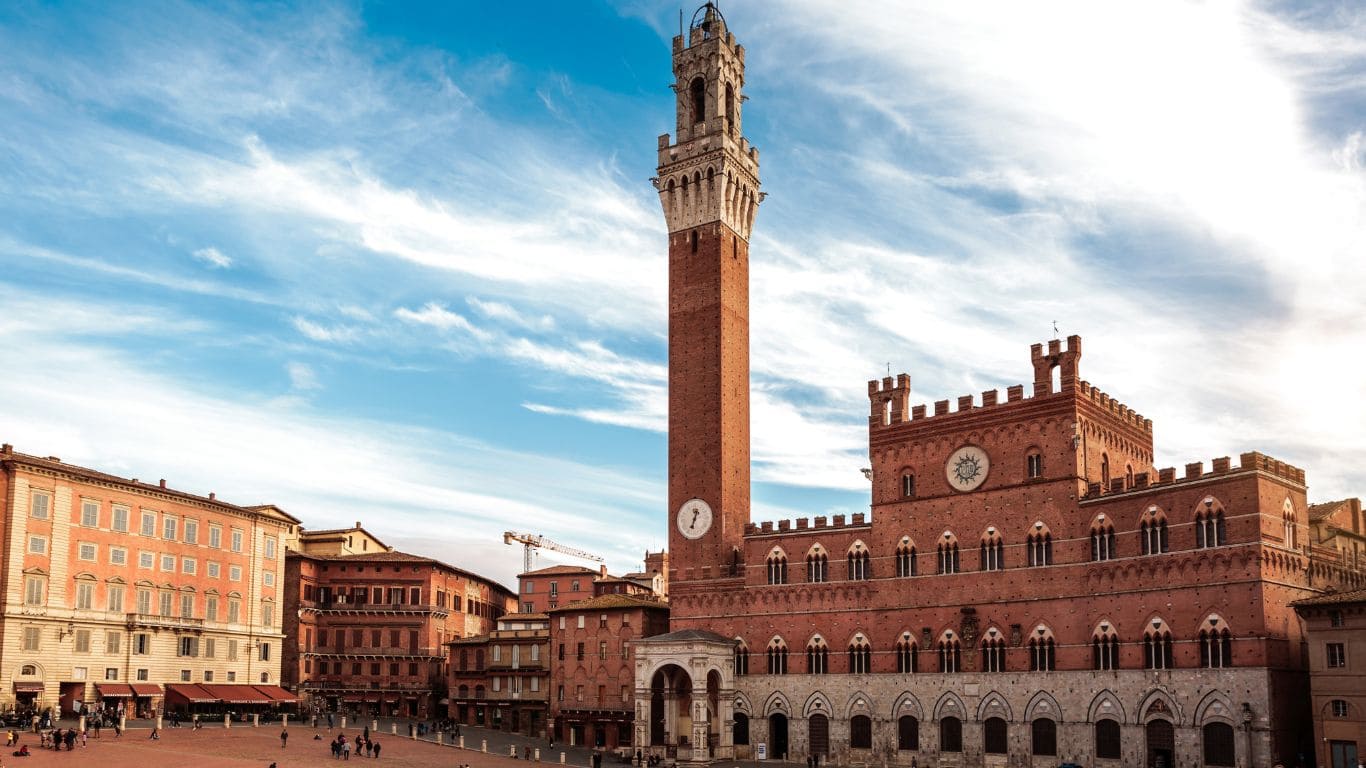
809,713,829,757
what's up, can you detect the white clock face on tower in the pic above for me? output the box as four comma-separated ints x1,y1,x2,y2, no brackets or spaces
677,498,714,540
946,445,990,492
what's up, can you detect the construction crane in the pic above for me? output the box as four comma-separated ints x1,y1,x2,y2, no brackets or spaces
503,531,605,574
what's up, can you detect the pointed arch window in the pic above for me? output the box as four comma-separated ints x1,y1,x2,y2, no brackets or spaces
1196,498,1227,548
734,641,749,676
895,634,918,674
1092,624,1120,670
938,534,960,574
1090,517,1117,561
1101,453,1110,488
766,550,788,585
1283,500,1298,549
937,632,961,673
847,543,870,581
1027,523,1053,566
806,637,829,675
1141,507,1170,555
765,639,788,675
1200,617,1233,668
848,635,871,674
896,538,917,577
806,547,828,583
1026,449,1044,479
981,632,1006,672
980,529,1004,571
1028,627,1056,671
689,77,706,126
1143,620,1174,670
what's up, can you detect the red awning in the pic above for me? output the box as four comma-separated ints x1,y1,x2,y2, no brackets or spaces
13,682,43,693
130,683,163,696
95,683,135,698
201,684,271,704
251,685,298,702
166,684,220,704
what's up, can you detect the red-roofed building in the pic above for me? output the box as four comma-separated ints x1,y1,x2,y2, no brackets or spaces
283,522,515,720
517,564,602,614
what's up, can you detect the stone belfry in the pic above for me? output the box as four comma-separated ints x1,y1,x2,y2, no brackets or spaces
656,3,761,588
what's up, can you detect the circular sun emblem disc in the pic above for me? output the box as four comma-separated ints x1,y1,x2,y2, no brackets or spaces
946,445,990,492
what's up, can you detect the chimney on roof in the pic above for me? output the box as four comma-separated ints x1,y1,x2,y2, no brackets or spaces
209,492,216,500
600,564,608,578
355,521,362,529
159,479,167,488
47,456,60,462
1,444,11,455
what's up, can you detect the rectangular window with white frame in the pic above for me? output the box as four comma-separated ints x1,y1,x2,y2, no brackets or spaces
76,582,94,610
206,596,218,621
263,571,274,586
106,631,121,654
207,561,220,578
109,547,127,566
209,525,222,548
107,586,124,613
264,537,276,560
81,499,99,527
74,629,91,653
162,517,177,540
229,565,242,582
136,589,151,614
230,529,243,552
112,506,129,532
140,511,156,536
160,554,175,572
21,626,40,650
183,519,198,544
28,536,47,555
182,557,197,575
180,593,193,618
78,542,97,561
138,551,154,569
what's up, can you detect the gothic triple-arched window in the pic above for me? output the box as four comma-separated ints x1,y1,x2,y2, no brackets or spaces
896,537,917,577
980,529,1004,571
806,546,828,583
896,633,918,674
847,542,870,581
1200,616,1233,668
734,640,749,676
1144,619,1174,670
806,637,829,675
938,533,960,575
1091,516,1117,561
766,549,788,585
1027,523,1053,566
1092,623,1120,670
766,638,788,675
848,634,871,674
1028,626,1056,671
1195,497,1227,548
1141,507,1170,555
937,631,961,673
981,631,1006,672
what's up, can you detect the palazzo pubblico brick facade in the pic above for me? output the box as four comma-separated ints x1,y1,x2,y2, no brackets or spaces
632,6,1366,768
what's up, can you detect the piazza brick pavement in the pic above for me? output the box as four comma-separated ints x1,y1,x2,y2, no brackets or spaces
0,725,562,768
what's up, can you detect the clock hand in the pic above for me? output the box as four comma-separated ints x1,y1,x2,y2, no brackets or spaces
690,509,700,528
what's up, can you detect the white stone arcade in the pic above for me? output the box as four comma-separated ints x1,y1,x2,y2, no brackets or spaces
633,629,738,765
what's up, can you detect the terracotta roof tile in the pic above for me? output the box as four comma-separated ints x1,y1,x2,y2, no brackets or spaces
546,594,668,613
1308,499,1351,522
1291,586,1366,607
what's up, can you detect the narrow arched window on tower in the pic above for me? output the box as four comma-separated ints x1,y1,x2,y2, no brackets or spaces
691,230,698,254
690,77,706,127
725,83,736,136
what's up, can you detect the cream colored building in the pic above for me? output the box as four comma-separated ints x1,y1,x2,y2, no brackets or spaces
0,444,296,716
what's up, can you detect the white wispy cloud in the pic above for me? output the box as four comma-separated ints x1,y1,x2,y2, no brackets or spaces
292,316,360,344
287,361,320,391
192,246,232,268
393,302,490,341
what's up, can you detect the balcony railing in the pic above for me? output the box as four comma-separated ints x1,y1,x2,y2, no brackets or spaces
126,613,205,629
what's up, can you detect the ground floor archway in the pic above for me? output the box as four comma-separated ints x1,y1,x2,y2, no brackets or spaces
769,713,789,761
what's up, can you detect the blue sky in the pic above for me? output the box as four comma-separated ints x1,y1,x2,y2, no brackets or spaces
2,1,1364,589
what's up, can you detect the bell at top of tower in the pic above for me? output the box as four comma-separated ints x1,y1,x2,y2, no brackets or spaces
656,2,762,239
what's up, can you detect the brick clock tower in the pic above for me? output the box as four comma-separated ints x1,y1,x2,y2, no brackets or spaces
656,4,762,587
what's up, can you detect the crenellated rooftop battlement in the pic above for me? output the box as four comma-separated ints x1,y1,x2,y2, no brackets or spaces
743,512,870,538
1083,450,1306,499
868,335,1151,434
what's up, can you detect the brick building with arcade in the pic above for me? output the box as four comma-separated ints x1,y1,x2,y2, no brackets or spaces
631,6,1366,768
